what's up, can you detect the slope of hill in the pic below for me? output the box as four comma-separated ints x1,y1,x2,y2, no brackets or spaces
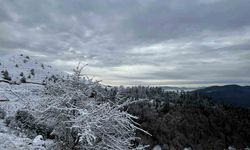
0,53,63,83
0,54,146,150
0,54,65,149
0,54,65,115
195,85,250,108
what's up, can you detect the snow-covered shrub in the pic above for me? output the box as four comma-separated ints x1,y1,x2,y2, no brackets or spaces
1,70,11,81
15,110,36,129
5,116,15,127
20,76,26,83
5,110,52,138
0,108,6,119
37,65,147,150
33,121,54,139
30,69,35,76
12,110,38,137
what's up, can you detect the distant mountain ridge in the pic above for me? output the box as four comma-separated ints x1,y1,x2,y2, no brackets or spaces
195,84,250,108
161,86,202,92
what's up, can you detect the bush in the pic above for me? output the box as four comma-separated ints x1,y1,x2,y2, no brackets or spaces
7,110,53,139
2,70,11,81
15,110,36,130
0,108,6,119
38,66,147,150
20,76,26,83
5,116,15,127
30,69,35,76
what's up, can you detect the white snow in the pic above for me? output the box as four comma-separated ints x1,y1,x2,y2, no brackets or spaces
228,146,236,150
0,53,66,116
0,54,60,149
0,53,63,83
0,120,54,150
152,145,162,150
33,135,45,146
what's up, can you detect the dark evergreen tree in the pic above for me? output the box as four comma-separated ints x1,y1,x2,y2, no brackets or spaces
41,64,44,69
30,69,35,76
2,70,11,81
20,75,26,83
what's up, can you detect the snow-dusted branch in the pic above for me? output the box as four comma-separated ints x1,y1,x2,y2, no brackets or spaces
35,65,148,150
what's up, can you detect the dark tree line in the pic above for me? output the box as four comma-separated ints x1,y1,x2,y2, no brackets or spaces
106,86,250,150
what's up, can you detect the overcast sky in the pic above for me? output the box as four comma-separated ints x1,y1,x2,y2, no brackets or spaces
0,0,250,86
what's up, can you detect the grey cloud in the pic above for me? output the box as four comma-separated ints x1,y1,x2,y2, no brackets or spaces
125,0,250,43
0,0,250,86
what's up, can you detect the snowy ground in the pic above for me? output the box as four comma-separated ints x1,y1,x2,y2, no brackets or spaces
0,83,43,116
0,120,54,150
0,54,66,116
0,54,58,149
0,53,63,83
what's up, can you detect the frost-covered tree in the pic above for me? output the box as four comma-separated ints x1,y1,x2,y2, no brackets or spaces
36,65,148,150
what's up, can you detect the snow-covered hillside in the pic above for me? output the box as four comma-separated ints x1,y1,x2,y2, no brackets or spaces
0,54,63,83
0,54,65,115
0,120,54,150
0,53,146,150
0,54,66,149
0,54,249,150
